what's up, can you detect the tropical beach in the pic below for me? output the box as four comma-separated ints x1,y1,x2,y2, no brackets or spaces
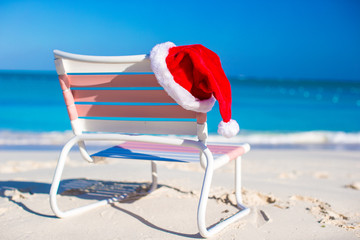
1,70,360,239
0,142,359,239
1,0,360,239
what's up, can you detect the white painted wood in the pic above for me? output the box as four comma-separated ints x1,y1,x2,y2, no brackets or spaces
61,58,152,73
54,50,152,75
197,123,208,168
70,119,83,135
54,50,148,63
78,119,197,135
54,50,151,74
54,58,66,75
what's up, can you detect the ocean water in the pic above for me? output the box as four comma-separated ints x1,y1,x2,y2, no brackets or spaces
1,70,360,147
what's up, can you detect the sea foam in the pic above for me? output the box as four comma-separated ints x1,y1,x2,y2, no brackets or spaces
0,130,359,147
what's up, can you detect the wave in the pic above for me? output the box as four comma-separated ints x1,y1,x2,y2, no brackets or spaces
208,131,360,145
0,130,75,146
0,130,359,147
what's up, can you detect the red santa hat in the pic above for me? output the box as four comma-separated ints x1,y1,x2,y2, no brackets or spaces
149,42,239,138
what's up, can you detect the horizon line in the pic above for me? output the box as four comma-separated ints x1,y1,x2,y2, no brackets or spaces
0,69,359,83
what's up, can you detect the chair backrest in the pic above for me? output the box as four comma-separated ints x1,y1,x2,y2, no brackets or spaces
54,50,207,136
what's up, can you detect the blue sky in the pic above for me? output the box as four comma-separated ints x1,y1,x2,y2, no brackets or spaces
0,0,359,81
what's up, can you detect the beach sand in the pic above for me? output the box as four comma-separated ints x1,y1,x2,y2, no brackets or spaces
0,147,359,239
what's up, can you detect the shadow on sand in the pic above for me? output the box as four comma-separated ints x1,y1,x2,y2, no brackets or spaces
0,179,201,238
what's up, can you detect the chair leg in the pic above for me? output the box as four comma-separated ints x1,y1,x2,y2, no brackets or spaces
148,161,158,192
49,136,158,218
235,156,248,209
197,153,250,238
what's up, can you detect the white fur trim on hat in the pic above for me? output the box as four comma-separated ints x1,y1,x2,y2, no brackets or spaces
149,42,216,113
217,119,240,138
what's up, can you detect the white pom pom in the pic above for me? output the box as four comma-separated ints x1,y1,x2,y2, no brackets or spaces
217,119,240,138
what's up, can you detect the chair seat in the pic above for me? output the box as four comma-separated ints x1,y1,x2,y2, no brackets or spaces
91,141,249,163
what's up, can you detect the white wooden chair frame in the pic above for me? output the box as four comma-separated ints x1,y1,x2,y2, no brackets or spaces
50,50,250,238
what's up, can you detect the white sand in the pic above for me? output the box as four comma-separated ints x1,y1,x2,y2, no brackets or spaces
0,147,359,239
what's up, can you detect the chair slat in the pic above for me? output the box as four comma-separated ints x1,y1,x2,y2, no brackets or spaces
62,59,152,73
73,90,176,103
79,119,197,135
91,142,249,163
76,104,196,119
68,74,160,88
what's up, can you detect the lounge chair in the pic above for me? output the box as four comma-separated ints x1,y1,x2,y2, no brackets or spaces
50,50,250,238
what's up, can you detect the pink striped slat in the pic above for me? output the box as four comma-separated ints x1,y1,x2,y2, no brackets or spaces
60,83,78,120
63,90,75,105
226,147,247,161
58,75,70,90
76,105,196,118
68,74,160,88
119,141,246,157
196,113,207,124
72,90,176,103
91,142,248,163
67,104,78,121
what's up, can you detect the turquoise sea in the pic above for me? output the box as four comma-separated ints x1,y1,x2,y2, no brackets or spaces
1,70,360,148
